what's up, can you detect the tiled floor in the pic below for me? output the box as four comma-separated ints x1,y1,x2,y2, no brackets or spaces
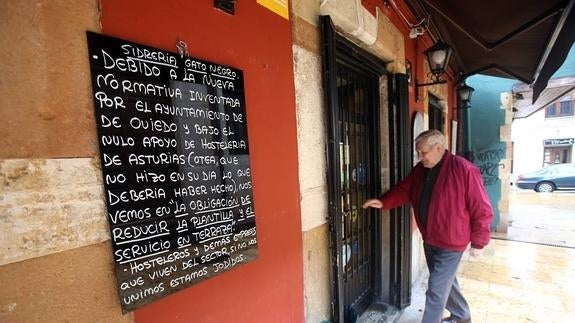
398,239,575,323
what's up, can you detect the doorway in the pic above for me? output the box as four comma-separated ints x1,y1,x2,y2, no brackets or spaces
321,16,412,322
543,146,572,166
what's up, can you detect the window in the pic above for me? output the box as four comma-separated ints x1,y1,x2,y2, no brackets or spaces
545,100,574,118
543,146,572,167
560,100,573,114
428,95,444,132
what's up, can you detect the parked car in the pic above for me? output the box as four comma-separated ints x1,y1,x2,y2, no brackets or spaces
515,163,575,192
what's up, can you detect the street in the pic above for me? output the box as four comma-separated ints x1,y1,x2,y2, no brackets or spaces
494,189,575,248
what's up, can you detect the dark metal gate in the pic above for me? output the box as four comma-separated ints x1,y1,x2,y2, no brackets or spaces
321,16,385,322
387,74,413,309
336,59,380,322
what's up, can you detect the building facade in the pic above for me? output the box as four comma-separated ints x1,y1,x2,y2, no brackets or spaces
1,1,503,322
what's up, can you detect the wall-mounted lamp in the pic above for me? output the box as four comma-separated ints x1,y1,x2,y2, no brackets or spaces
453,81,474,110
415,41,453,101
457,82,475,108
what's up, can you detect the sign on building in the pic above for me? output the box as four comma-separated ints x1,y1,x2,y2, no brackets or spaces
86,32,258,312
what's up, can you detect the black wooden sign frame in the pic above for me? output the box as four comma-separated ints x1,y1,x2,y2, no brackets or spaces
86,31,258,312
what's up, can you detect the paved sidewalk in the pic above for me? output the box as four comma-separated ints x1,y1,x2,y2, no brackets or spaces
492,190,575,248
374,189,575,323
398,239,575,322
398,190,575,323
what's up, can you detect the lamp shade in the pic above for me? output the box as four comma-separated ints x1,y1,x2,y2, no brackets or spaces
458,83,475,102
424,41,453,75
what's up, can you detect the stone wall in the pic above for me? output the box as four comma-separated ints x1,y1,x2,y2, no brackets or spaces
0,1,132,322
292,0,427,320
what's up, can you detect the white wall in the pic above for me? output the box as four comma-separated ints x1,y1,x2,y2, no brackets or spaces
511,93,575,177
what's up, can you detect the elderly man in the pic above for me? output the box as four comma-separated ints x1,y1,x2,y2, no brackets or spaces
363,129,493,323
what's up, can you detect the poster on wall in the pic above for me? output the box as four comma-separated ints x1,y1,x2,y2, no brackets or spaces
86,32,258,312
412,112,425,166
451,120,458,153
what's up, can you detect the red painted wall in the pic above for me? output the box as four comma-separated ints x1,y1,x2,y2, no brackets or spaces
100,1,304,322
362,0,458,123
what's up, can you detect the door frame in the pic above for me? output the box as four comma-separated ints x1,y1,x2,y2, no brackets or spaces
320,15,413,321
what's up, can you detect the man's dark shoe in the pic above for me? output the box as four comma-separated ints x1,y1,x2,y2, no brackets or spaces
441,317,471,323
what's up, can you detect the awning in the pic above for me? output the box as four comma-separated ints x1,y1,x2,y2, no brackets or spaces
512,76,575,118
406,0,575,103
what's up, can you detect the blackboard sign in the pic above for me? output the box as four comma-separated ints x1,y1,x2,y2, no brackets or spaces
86,32,258,312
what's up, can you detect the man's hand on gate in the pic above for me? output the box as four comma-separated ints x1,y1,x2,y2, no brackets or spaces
362,199,383,209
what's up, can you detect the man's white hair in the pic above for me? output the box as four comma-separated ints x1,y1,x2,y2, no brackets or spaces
415,129,446,149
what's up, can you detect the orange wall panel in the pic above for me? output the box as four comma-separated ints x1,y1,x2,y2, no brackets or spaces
100,0,304,321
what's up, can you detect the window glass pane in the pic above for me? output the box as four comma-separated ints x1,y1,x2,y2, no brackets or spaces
546,104,556,117
559,100,573,116
546,100,574,117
